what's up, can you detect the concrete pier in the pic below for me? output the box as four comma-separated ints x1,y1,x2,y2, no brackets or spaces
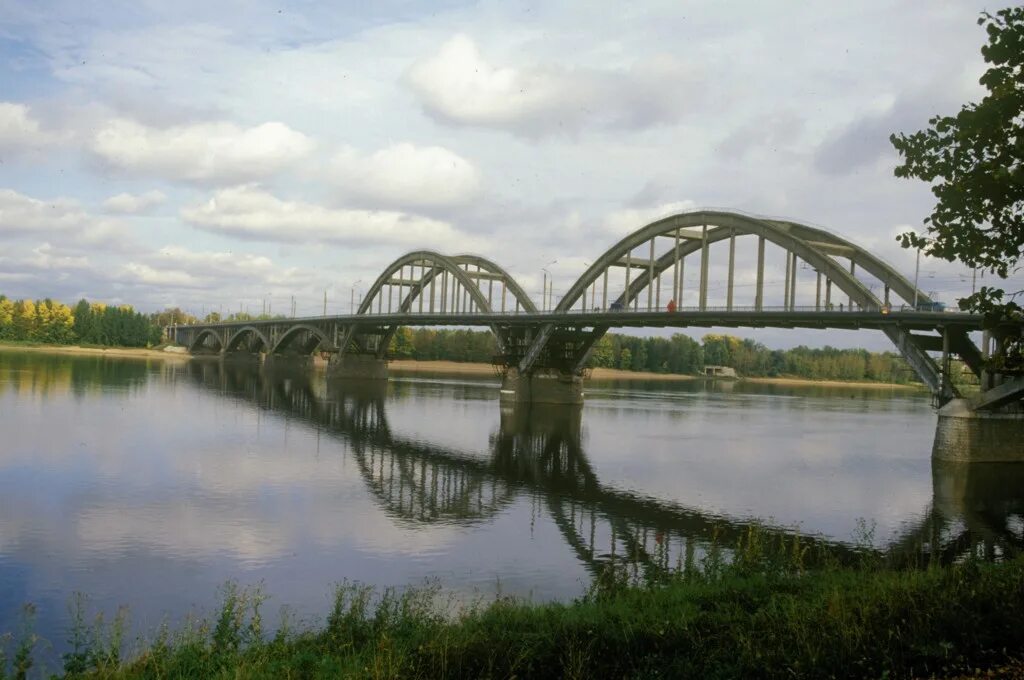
499,368,584,405
327,354,388,380
932,398,1024,462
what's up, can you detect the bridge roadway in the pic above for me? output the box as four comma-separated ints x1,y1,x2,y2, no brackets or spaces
175,307,983,333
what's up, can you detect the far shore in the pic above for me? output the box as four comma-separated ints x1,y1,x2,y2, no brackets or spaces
0,344,924,390
0,342,190,362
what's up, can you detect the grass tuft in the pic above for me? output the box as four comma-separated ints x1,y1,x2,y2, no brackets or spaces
5,526,1023,678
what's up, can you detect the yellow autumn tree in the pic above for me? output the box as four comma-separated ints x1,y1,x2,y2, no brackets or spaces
0,296,13,339
12,299,37,340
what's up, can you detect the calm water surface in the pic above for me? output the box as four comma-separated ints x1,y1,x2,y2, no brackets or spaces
1,351,1021,658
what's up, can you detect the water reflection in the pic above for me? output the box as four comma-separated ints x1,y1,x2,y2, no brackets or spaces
0,350,154,398
2,351,1022,662
891,461,1024,563
184,361,1022,575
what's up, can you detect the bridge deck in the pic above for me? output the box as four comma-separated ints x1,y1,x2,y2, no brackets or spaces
175,308,985,334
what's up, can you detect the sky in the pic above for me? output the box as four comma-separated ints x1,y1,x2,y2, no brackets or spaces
0,0,1018,349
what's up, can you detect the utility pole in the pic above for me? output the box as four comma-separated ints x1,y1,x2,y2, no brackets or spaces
541,270,547,312
913,246,921,309
323,289,327,316
291,295,295,318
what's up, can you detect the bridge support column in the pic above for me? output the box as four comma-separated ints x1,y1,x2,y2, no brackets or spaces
932,398,1024,462
500,367,584,405
327,353,388,380
263,353,313,373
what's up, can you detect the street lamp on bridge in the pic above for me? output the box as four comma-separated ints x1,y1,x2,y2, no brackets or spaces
541,259,557,312
350,280,363,314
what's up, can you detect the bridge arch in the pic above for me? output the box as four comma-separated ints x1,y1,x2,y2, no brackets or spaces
555,210,930,314
268,323,333,355
514,210,946,395
359,250,534,316
225,325,272,353
449,254,538,313
187,328,224,353
351,250,536,357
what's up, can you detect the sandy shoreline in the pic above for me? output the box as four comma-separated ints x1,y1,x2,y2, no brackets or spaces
386,360,920,389
0,343,190,362
0,345,922,390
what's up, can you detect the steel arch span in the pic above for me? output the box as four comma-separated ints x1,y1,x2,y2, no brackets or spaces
353,250,538,357
513,210,974,401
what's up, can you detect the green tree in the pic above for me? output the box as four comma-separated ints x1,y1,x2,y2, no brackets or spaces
388,327,415,359
589,335,615,367
891,7,1023,319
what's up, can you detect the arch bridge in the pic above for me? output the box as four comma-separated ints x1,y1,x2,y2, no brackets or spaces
170,210,1023,421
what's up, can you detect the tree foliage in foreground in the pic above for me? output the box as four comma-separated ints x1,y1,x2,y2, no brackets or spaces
891,7,1024,319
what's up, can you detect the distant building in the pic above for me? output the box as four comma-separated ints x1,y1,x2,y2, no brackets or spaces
703,365,738,379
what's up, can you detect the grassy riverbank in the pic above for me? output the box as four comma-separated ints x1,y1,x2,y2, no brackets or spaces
10,533,1022,679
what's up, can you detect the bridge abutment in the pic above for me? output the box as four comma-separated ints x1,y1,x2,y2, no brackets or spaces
932,398,1024,463
500,368,584,405
327,354,389,381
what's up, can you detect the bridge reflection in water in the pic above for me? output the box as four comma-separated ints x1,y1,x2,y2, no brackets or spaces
186,361,1023,575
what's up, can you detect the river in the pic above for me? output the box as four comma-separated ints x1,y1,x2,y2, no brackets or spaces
1,350,1021,661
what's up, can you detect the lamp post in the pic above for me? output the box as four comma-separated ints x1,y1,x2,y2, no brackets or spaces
541,259,557,312
350,280,362,314
913,246,921,310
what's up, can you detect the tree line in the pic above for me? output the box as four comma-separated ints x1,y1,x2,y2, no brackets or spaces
388,327,918,384
0,295,162,347
0,296,918,384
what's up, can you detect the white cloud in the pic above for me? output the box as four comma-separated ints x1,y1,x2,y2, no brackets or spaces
0,188,136,253
602,201,698,237
102,190,167,214
120,262,201,287
330,143,481,208
0,188,90,235
90,119,314,184
407,34,694,136
0,102,62,153
119,245,320,292
26,243,90,270
181,185,474,249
